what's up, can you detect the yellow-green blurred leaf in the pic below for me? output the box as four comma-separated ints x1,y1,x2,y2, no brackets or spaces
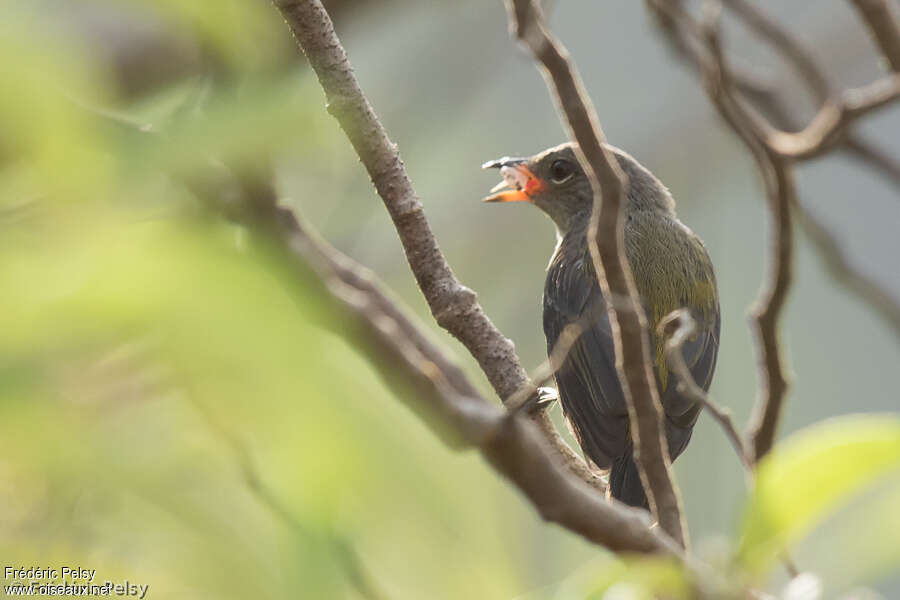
566,556,690,600
122,0,288,72
738,415,900,572
792,472,900,594
0,5,114,203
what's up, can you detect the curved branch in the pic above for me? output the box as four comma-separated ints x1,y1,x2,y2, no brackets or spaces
505,0,688,547
710,0,900,345
702,7,795,464
660,310,752,472
718,0,900,189
649,1,794,464
847,0,900,71
646,1,900,461
722,0,830,101
649,0,900,193
767,75,900,159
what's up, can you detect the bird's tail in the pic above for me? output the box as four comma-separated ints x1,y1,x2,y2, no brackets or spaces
610,452,649,509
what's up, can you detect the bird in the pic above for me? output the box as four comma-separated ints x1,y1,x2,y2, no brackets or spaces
483,142,720,508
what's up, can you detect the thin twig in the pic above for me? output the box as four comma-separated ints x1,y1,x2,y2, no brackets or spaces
659,309,810,577
270,0,603,492
714,0,900,343
846,0,900,71
719,0,900,189
648,0,900,193
841,136,900,189
649,0,795,465
704,5,795,465
505,0,688,548
505,322,583,413
722,0,829,100
647,0,900,462
660,310,751,472
766,75,900,159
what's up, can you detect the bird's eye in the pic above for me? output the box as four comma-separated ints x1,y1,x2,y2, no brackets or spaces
549,159,575,183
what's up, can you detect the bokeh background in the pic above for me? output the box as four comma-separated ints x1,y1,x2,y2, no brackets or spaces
2,0,898,598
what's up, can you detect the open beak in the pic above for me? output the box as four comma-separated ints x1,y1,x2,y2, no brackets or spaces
482,157,545,203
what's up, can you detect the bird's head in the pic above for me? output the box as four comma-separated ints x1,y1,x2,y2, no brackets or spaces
483,142,675,233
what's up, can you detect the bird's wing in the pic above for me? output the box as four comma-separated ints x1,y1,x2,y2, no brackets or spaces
543,254,629,470
658,308,720,459
544,246,721,468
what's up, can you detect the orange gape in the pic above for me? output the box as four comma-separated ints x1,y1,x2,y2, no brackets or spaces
482,163,546,203
522,167,546,196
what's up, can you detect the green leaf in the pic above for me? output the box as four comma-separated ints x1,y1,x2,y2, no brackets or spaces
738,414,900,572
805,472,900,592
562,556,690,600
122,0,288,72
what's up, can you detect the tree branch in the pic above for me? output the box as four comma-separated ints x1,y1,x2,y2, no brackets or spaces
711,0,900,344
505,322,583,413
505,0,688,547
271,0,522,399
270,0,603,491
660,309,803,577
720,0,900,188
226,174,682,556
648,0,900,462
702,4,797,465
847,0,900,72
660,310,752,472
648,0,794,465
722,0,829,100
840,136,900,190
766,75,900,159
649,0,900,193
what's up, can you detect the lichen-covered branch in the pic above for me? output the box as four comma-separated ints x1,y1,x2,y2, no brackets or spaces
505,0,688,547
270,0,603,491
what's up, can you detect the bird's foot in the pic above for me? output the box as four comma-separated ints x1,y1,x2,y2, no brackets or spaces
531,386,559,411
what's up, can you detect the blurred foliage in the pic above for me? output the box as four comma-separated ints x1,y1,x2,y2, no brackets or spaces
1,1,899,599
739,416,900,575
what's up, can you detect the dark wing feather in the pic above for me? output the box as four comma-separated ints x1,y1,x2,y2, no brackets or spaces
543,240,721,471
658,309,720,459
543,250,628,470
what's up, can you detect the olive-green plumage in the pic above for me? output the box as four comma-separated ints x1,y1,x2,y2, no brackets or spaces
485,142,720,508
